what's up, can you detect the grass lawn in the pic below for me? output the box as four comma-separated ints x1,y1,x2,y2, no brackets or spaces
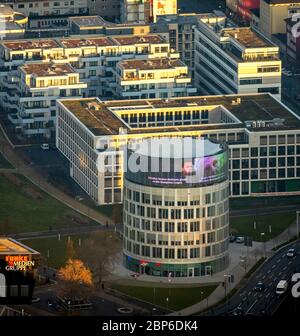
0,153,13,169
23,234,89,269
230,196,300,210
81,198,123,224
0,173,91,234
110,284,217,311
230,212,296,241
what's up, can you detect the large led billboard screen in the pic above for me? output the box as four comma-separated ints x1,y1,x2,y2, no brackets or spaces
125,138,228,188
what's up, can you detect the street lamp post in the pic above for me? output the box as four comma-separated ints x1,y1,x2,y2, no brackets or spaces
297,211,300,239
260,232,265,258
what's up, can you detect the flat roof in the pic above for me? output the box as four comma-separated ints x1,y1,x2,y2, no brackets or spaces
59,94,300,136
1,39,60,51
60,99,125,136
119,58,185,71
112,35,167,45
69,15,112,27
225,27,274,48
21,63,76,77
59,36,116,48
0,238,39,255
69,15,148,28
59,34,166,49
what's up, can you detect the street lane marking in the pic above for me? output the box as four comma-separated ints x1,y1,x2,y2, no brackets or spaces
246,300,258,314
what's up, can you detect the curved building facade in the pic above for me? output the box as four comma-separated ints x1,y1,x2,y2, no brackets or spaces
123,138,230,277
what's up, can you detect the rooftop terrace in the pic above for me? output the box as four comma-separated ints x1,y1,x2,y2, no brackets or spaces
2,39,60,51
119,58,185,71
225,27,275,48
21,63,76,77
59,36,116,48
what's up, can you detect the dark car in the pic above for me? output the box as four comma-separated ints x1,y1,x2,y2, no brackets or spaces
254,281,265,292
229,235,236,243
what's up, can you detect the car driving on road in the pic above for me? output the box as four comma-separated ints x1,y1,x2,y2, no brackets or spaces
275,280,288,295
286,248,296,258
254,281,266,292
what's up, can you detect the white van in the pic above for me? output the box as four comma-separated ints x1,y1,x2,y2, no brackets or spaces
276,280,288,295
41,143,50,150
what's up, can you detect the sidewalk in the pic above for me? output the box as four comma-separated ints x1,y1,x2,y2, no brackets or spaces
0,126,113,226
108,219,299,316
170,220,300,316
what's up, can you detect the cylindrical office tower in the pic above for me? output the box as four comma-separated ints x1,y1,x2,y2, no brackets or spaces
123,137,229,277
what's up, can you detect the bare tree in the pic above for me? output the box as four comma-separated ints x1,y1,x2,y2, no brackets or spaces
77,232,121,286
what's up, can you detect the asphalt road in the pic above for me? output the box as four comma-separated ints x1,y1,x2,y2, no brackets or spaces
28,286,169,316
206,238,300,316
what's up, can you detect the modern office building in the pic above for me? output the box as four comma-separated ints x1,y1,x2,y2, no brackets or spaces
114,58,196,99
194,20,282,99
56,93,300,205
155,12,227,81
123,138,230,277
0,238,40,304
121,0,177,24
5,62,86,138
259,0,300,38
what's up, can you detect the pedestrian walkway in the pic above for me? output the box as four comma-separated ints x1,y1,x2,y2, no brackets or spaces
169,220,300,316
0,126,113,226
107,219,299,316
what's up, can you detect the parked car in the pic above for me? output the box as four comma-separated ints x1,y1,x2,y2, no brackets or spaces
286,248,296,258
229,235,236,243
41,143,50,150
254,281,265,292
276,280,288,295
236,236,245,244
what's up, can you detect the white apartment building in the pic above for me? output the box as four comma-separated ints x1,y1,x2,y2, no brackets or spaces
7,62,86,137
0,34,187,137
114,58,196,99
195,20,282,100
0,35,177,98
56,94,300,205
58,35,178,98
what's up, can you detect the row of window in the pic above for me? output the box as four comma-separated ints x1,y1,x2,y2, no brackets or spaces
124,239,228,259
124,187,229,206
231,156,300,169
125,212,229,233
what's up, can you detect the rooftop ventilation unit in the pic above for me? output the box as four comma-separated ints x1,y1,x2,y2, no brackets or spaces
86,102,100,111
232,97,241,105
